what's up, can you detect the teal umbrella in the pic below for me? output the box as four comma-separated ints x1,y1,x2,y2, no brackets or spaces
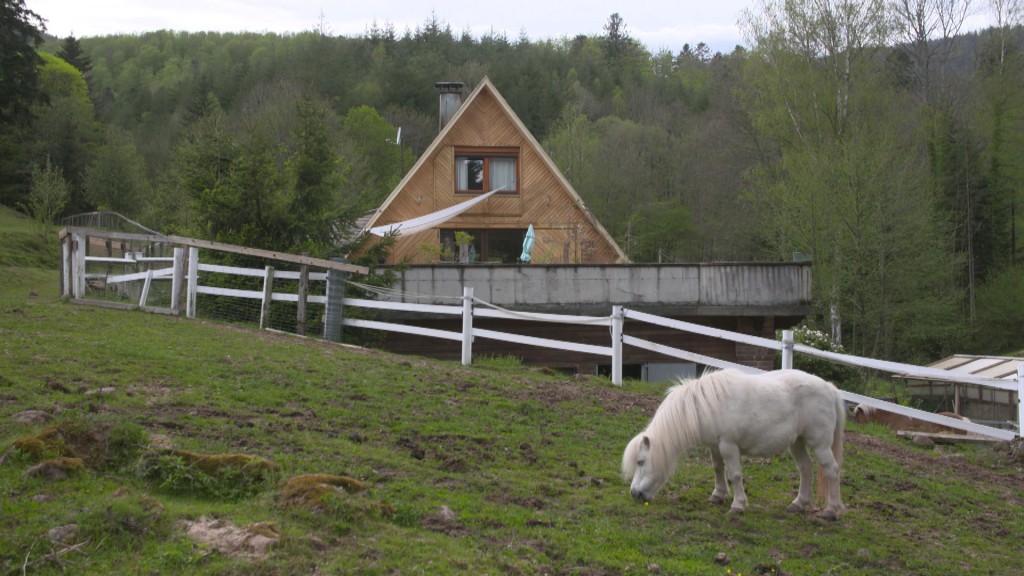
520,224,535,263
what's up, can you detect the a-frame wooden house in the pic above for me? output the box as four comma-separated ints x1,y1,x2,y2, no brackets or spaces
356,77,628,265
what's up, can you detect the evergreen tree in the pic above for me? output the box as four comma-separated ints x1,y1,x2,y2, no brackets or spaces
56,34,92,76
0,0,47,209
0,0,47,127
288,96,355,256
602,13,628,60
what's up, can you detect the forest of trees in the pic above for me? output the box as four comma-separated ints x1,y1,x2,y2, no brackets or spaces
2,0,1022,362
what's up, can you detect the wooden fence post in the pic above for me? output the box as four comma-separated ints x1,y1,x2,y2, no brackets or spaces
611,306,623,386
60,234,70,298
105,238,113,279
259,266,275,330
461,286,473,366
72,232,85,299
171,247,183,312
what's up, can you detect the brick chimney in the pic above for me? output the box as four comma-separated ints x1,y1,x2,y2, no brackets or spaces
435,81,464,131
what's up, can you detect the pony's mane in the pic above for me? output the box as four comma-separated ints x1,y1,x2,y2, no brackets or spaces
628,370,733,480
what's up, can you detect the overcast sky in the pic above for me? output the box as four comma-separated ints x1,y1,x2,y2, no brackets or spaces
27,0,758,55
26,0,1001,57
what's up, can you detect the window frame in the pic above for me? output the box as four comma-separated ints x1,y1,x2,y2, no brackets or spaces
440,228,529,264
454,146,520,195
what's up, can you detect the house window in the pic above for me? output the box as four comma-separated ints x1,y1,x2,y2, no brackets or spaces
455,147,519,194
440,228,528,264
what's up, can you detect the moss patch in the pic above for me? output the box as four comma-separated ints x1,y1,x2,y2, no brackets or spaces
10,417,148,470
136,449,280,499
278,473,395,518
166,449,279,476
12,426,70,460
24,457,84,480
278,473,370,507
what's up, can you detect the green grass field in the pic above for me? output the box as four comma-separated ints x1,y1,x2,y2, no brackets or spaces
1,206,1022,575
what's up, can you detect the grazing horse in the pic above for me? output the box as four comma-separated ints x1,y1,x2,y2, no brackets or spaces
852,404,970,434
622,369,846,520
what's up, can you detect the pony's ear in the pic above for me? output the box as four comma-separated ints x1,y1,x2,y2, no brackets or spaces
641,435,651,450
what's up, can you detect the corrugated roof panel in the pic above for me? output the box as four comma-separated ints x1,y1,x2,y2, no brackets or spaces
923,355,1022,380
947,358,1004,374
973,359,1022,380
929,356,976,370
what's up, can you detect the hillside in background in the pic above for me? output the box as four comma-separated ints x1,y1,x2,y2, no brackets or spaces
1,206,1023,574
4,5,1024,363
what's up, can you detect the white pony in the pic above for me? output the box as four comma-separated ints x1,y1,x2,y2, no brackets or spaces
622,368,846,520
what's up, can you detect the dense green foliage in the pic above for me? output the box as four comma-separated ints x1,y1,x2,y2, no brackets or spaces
1,5,1022,360
0,0,47,211
1,209,1022,575
0,0,46,125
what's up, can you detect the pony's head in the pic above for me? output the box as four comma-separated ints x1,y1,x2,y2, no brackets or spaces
852,404,873,423
622,375,718,504
622,433,671,503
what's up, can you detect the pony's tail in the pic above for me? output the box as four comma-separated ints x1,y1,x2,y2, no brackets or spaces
832,391,846,471
816,391,846,504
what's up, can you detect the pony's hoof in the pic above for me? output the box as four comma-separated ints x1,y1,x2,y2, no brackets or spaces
727,506,745,515
709,494,725,505
816,510,838,521
786,502,806,513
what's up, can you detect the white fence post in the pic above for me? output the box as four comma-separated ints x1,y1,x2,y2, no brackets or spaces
612,306,623,386
1018,365,1023,438
782,329,794,370
259,266,275,330
186,247,199,318
461,286,474,366
171,247,183,311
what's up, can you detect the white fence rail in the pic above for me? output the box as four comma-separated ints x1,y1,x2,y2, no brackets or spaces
64,239,1022,441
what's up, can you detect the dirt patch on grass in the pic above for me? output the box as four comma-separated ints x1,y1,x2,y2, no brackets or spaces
421,505,471,537
396,432,496,472
846,432,1023,499
180,516,280,558
502,375,663,416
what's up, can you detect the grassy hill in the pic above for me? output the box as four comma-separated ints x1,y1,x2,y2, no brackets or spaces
1,205,1022,575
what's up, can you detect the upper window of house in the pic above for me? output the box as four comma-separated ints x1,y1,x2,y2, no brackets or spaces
455,147,519,194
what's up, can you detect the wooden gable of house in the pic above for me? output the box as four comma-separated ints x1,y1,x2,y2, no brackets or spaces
357,77,628,265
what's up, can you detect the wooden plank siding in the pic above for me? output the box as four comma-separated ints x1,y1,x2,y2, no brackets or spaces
355,78,625,265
